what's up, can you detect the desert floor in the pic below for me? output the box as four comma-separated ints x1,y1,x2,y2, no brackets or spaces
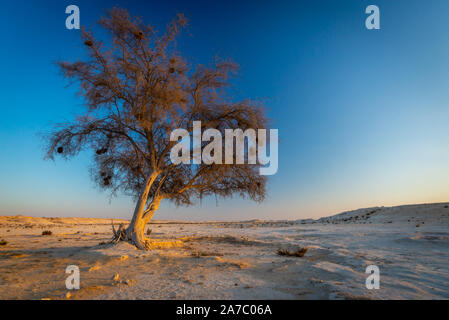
0,203,448,300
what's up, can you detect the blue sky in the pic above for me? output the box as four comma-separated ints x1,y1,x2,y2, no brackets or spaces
1,0,449,220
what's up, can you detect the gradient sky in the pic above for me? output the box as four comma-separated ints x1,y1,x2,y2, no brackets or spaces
1,0,449,220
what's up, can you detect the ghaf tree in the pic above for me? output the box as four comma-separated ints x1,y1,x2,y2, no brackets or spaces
45,8,269,249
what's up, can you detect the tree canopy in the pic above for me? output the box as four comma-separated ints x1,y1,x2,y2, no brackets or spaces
45,9,269,231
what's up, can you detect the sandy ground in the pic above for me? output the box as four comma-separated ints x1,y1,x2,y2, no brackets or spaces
0,203,448,300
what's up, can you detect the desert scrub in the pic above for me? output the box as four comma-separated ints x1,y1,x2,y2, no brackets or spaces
277,247,308,257
42,230,52,236
0,239,8,246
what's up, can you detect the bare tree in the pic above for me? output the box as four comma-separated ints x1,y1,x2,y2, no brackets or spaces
45,8,269,249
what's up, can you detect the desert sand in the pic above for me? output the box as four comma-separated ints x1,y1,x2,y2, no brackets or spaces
0,203,448,300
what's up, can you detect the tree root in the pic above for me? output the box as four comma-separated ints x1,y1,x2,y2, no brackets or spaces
111,220,151,250
111,220,127,243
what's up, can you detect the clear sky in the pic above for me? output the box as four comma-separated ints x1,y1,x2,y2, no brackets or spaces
1,0,449,220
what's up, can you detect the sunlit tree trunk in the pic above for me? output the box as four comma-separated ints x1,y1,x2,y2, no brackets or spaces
125,172,161,249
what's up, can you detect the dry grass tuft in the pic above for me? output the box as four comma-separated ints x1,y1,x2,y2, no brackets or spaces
145,240,183,249
0,239,8,246
10,253,29,259
215,257,251,269
88,266,101,272
191,251,223,258
42,230,52,236
277,247,308,257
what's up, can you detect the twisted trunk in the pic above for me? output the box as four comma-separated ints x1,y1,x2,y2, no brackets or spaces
124,172,161,249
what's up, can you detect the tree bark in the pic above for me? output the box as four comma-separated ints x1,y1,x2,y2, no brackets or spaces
124,172,161,249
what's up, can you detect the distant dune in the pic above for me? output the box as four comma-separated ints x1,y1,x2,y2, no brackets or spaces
316,202,449,225
3,202,449,227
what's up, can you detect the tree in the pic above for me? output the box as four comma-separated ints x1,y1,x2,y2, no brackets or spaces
45,8,269,249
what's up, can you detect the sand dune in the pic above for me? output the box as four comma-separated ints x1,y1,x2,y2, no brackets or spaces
316,202,449,225
0,202,448,299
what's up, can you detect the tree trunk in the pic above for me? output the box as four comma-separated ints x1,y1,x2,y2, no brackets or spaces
124,172,161,250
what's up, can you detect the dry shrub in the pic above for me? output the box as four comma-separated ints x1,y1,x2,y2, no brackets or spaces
0,239,7,246
277,247,308,257
42,230,52,236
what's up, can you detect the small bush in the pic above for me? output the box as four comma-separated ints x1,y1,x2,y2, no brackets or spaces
277,247,308,257
146,228,152,236
42,230,52,236
0,240,8,246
